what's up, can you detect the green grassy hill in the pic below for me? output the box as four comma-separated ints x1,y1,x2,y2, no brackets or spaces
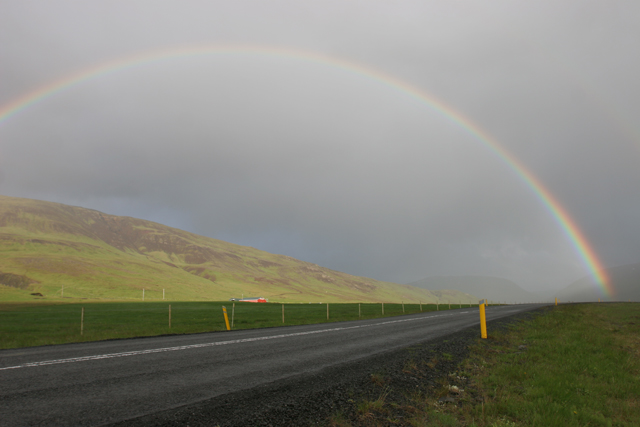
0,195,472,303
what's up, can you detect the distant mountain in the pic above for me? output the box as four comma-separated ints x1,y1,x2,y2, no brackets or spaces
430,289,480,305
0,195,449,303
555,262,640,302
408,276,540,304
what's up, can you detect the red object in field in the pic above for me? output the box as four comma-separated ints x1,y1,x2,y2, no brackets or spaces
237,297,268,303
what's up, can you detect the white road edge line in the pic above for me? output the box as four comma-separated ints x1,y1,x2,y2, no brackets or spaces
1,311,477,371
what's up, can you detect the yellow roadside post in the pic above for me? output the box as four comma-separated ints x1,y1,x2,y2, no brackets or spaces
555,297,557,306
222,306,231,331
479,299,487,339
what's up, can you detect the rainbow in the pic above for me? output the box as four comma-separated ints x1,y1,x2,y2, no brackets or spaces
0,45,612,296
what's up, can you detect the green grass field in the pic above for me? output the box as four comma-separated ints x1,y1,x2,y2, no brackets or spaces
334,303,640,426
0,301,475,349
462,303,640,426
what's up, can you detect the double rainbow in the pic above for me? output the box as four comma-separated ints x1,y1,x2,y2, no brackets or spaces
0,45,612,296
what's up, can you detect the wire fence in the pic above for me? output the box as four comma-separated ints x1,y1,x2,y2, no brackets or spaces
0,300,486,349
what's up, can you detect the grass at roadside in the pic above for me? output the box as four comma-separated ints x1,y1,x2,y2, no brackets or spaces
0,301,474,349
329,303,640,426
461,302,640,426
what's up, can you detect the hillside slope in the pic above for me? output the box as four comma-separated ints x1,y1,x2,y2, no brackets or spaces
408,276,540,304
0,195,454,303
555,262,640,302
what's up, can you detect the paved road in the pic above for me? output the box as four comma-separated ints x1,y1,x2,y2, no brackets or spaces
0,304,546,426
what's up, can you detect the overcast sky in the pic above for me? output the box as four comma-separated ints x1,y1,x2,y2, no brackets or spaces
1,1,639,293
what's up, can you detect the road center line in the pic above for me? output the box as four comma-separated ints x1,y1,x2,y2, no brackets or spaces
0,311,474,371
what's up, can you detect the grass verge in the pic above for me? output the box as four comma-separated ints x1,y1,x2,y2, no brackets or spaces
328,303,640,426
0,301,474,349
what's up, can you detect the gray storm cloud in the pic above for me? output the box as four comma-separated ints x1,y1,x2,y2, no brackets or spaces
1,1,639,294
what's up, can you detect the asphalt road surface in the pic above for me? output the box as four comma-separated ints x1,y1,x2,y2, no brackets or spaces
0,304,546,426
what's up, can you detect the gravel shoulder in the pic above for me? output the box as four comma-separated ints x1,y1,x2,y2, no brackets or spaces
112,306,549,426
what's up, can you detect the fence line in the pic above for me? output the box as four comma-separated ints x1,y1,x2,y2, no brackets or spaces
1,300,535,349
64,302,479,337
